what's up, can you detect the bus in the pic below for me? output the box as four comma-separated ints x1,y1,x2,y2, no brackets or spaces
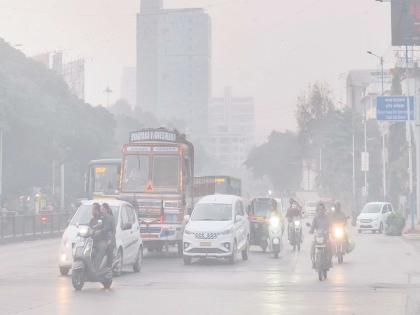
86,159,121,200
193,176,241,201
119,128,194,255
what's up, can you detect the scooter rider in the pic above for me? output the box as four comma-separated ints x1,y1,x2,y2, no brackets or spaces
101,203,116,268
286,199,303,240
310,202,332,268
331,201,349,251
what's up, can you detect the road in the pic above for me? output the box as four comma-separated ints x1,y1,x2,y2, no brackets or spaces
1,227,420,315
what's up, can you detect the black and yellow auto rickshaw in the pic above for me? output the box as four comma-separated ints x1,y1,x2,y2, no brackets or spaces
249,197,280,252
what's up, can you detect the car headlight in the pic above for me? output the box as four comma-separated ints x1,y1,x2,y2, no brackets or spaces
184,229,194,235
269,217,280,228
78,226,89,237
220,227,233,235
294,220,301,226
334,227,344,239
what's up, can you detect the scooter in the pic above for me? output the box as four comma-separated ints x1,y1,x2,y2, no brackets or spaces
312,230,329,281
288,218,303,251
71,225,113,291
268,216,283,258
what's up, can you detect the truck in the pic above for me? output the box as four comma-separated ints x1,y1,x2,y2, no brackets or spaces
193,176,241,202
118,128,194,255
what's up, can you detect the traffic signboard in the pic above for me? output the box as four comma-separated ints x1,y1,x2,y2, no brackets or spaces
376,96,415,121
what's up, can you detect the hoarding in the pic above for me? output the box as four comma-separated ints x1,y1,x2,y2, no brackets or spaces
376,96,415,121
391,0,420,46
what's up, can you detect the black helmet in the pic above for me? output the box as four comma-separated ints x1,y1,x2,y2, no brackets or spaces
317,202,326,213
289,198,295,205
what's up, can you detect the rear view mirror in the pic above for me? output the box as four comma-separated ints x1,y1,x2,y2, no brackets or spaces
122,222,133,230
184,215,190,222
305,222,311,228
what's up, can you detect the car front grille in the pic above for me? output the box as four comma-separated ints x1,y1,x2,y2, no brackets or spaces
187,248,225,254
360,219,372,223
194,232,218,240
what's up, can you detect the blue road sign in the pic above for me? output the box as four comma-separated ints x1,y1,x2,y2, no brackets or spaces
376,96,415,121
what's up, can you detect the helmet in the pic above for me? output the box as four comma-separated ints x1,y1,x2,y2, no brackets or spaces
317,202,326,214
289,198,295,205
334,201,341,211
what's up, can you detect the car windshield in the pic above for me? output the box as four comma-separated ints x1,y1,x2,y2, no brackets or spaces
253,199,274,216
122,155,150,192
152,155,179,191
70,205,119,226
362,204,382,214
191,203,232,221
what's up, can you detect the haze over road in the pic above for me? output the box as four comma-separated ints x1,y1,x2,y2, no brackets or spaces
1,227,419,315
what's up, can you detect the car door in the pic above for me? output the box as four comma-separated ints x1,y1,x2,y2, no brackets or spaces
126,205,141,263
119,206,132,265
234,200,246,250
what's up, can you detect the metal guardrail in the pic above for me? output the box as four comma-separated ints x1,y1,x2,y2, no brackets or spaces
0,212,72,244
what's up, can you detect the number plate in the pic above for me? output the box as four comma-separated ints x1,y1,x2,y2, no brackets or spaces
200,241,212,247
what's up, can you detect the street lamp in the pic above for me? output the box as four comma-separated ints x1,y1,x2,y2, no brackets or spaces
367,50,387,201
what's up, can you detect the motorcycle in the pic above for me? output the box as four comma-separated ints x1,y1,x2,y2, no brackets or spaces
332,224,346,264
268,216,283,258
71,225,113,291
288,218,303,251
313,230,329,281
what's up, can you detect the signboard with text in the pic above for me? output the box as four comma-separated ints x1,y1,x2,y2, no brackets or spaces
376,96,415,121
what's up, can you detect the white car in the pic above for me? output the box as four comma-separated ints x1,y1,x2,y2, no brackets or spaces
357,202,394,234
183,194,250,265
58,199,143,276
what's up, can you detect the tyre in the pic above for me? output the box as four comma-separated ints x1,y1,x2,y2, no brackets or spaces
228,241,237,265
274,251,279,259
379,223,384,234
59,267,70,276
133,247,143,273
177,241,183,258
183,256,192,265
241,239,249,261
292,244,296,251
261,241,267,253
102,279,113,289
318,269,324,281
297,243,301,252
113,249,123,277
358,230,361,234
72,270,85,291
338,253,343,264
323,270,328,279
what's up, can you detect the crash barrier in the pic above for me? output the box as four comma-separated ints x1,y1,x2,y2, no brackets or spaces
0,212,72,244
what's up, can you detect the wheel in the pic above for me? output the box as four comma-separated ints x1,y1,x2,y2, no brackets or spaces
113,249,123,277
72,270,85,291
338,253,343,264
183,256,192,265
358,230,361,234
241,239,249,261
274,251,279,259
59,267,70,276
297,243,301,252
177,241,183,257
133,247,143,273
378,223,384,234
228,241,237,265
318,269,324,281
102,279,113,289
261,241,267,253
323,270,328,279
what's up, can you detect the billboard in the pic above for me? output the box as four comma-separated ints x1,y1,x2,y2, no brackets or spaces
391,0,420,46
376,96,415,121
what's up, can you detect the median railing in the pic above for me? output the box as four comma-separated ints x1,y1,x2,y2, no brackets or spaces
0,212,72,244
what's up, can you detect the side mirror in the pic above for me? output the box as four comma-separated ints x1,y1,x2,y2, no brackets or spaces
184,215,190,222
305,222,311,228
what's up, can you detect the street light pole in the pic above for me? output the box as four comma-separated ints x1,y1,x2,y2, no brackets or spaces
367,50,387,201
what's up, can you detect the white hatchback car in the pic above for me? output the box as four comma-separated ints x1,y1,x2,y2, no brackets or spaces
357,202,394,234
58,199,143,276
183,195,250,265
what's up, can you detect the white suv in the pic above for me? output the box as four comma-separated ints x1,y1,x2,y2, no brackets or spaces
58,199,143,276
357,202,394,234
183,195,250,265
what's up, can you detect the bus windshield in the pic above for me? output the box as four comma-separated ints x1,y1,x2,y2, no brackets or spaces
152,156,179,191
122,155,150,192
92,164,120,194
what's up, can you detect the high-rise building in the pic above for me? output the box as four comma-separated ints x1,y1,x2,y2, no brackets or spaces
137,0,211,135
120,67,136,107
208,87,255,169
32,52,85,100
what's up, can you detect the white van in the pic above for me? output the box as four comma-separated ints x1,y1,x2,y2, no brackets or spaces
183,194,250,265
58,199,143,276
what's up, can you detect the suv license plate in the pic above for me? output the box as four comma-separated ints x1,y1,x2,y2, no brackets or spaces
200,241,212,247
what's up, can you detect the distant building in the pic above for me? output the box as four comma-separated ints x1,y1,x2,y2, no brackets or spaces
120,67,136,107
136,0,211,135
208,87,255,169
32,52,85,100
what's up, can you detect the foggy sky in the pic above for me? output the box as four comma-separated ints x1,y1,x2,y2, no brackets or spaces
0,0,391,142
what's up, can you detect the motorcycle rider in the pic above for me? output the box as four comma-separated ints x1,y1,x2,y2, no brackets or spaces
286,198,303,241
331,201,349,252
309,202,332,268
268,199,285,232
